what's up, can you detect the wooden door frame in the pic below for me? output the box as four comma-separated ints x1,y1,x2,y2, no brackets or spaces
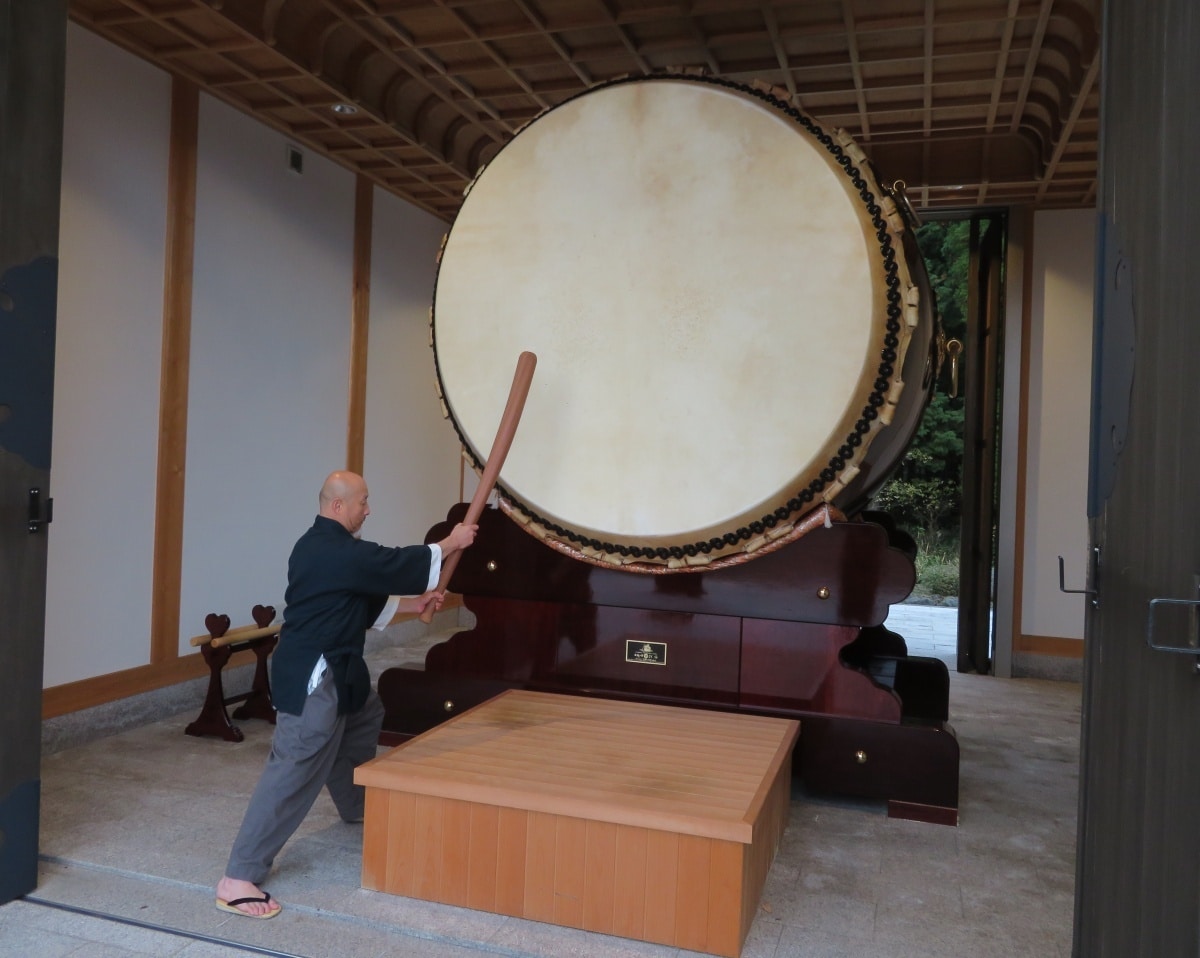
956,215,1006,674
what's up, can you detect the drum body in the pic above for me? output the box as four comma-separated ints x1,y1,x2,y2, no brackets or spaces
432,75,935,571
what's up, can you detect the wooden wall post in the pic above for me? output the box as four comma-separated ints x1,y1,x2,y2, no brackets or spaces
150,79,198,665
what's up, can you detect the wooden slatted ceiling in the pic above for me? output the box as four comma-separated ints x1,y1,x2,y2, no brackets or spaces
67,0,1100,220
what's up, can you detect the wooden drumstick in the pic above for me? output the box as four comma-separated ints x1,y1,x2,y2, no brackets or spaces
419,350,537,624
209,624,280,649
189,622,280,648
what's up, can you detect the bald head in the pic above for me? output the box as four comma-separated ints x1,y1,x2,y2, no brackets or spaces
319,471,370,534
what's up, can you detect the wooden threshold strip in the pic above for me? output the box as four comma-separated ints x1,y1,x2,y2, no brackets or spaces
1014,634,1085,658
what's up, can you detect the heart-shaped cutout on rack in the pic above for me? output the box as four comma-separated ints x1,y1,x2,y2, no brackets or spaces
204,613,231,638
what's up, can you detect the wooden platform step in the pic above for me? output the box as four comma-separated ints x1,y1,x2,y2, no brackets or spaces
355,689,799,957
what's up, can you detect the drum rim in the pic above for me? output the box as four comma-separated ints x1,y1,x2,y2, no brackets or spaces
431,73,916,570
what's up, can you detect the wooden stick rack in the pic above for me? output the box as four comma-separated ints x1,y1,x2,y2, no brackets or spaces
184,604,279,742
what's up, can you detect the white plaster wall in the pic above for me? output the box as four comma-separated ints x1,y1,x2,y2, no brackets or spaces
44,25,170,686
176,99,355,651
360,189,464,549
1022,209,1095,639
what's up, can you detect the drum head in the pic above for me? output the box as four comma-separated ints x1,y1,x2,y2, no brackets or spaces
432,76,925,570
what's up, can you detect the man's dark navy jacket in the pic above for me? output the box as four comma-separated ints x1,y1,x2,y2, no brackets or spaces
271,515,433,716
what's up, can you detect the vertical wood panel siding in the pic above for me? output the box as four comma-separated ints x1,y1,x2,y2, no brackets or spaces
582,819,618,933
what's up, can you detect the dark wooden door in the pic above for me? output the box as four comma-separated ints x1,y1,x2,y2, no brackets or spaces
1074,0,1200,954
0,0,67,904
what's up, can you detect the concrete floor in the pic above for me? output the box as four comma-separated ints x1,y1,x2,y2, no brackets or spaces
3,607,1080,958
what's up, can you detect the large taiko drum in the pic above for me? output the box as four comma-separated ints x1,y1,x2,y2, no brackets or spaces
431,75,936,572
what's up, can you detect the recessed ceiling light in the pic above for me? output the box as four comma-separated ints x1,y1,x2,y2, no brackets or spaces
331,102,358,116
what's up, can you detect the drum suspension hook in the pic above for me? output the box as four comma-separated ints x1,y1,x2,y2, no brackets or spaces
945,339,964,398
890,180,922,228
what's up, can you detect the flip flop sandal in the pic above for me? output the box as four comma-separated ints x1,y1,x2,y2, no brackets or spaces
216,891,282,919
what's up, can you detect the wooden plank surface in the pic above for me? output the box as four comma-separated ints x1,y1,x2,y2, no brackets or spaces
356,690,799,842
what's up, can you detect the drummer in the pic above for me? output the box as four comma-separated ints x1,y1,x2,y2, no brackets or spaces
215,470,477,919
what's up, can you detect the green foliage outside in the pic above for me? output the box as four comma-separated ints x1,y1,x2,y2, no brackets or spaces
869,219,969,601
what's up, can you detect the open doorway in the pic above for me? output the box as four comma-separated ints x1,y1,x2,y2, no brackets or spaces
873,213,1007,675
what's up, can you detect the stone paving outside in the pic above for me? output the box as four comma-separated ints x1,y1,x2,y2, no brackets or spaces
882,603,961,666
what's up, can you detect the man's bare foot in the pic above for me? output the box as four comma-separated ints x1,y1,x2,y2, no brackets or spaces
216,876,282,918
